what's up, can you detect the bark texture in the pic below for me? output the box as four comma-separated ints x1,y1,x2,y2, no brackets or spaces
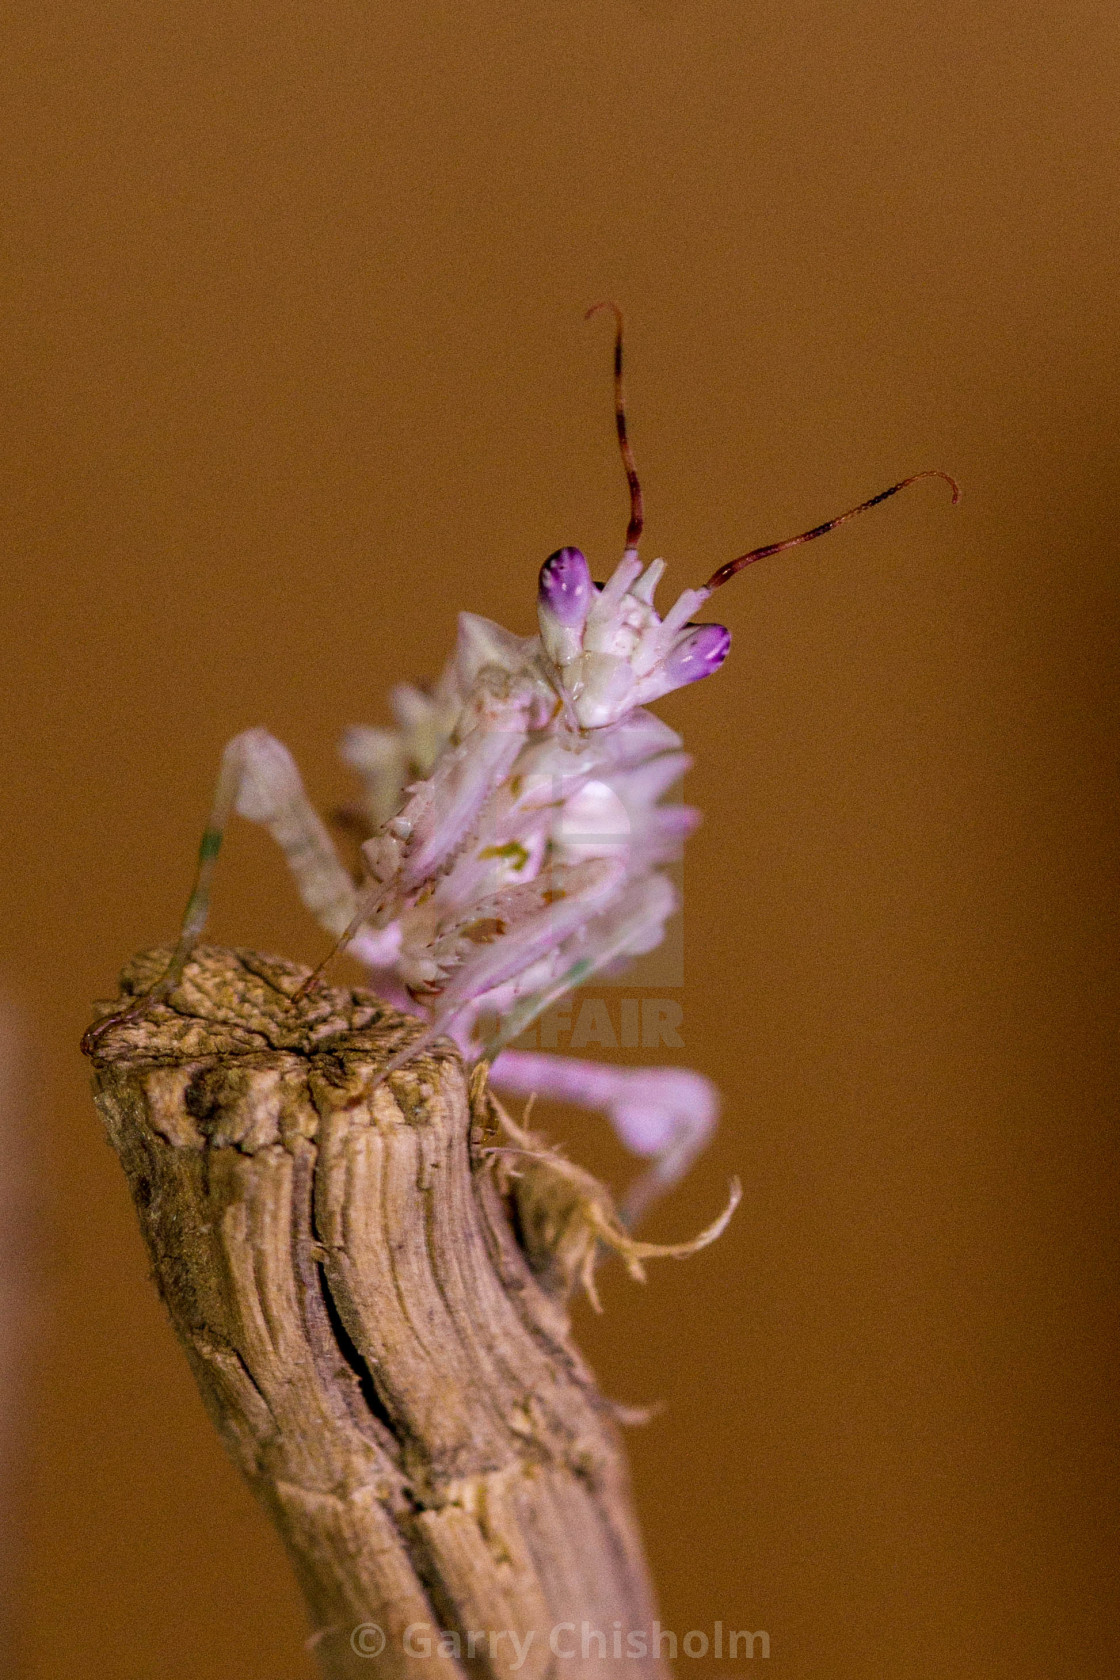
87,947,669,1680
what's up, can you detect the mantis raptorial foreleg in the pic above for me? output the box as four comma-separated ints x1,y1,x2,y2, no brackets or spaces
357,678,534,916
368,854,630,1081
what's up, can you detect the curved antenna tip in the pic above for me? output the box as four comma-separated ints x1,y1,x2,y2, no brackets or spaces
889,466,963,507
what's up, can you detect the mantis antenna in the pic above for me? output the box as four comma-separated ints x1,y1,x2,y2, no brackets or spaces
586,300,644,553
704,469,961,593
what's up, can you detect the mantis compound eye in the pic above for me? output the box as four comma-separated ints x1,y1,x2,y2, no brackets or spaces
539,546,593,625
662,623,732,688
539,546,594,669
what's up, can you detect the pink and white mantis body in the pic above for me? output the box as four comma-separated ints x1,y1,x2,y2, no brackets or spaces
87,307,957,1223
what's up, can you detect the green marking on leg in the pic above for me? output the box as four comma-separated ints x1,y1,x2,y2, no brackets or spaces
478,839,531,871
183,889,207,925
198,829,223,862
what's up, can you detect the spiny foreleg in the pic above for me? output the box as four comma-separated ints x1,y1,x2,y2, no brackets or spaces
360,674,536,910
371,854,629,1080
294,675,541,997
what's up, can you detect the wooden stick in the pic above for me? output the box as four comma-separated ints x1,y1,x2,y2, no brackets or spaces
87,947,670,1679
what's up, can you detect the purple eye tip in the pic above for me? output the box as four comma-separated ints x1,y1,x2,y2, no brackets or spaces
539,546,592,625
664,623,731,686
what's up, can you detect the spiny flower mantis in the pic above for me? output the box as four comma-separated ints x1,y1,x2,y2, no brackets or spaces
85,304,957,1223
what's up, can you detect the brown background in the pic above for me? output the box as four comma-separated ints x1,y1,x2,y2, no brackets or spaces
2,1,1119,1675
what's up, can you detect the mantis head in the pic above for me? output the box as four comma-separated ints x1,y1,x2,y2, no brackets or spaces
538,545,729,728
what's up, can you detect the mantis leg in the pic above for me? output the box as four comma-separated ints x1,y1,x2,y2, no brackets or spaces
489,1049,720,1226
83,730,360,1051
225,729,359,939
